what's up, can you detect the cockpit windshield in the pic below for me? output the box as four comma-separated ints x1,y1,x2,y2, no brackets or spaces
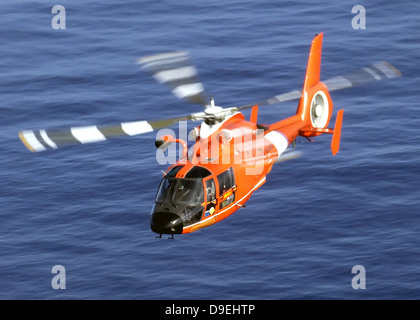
156,178,204,206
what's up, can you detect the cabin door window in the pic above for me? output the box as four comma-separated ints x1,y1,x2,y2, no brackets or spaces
217,167,236,209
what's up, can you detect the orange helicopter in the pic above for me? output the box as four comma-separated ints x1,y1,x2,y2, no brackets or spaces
18,33,401,238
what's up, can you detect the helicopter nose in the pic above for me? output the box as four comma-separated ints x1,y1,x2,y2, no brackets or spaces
150,212,183,234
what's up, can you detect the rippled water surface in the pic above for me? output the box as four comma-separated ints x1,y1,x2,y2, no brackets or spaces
0,0,419,299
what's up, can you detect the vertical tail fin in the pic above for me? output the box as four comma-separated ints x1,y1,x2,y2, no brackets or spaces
302,33,323,92
297,33,344,155
297,33,333,131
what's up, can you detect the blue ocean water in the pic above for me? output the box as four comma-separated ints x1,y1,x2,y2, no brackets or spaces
0,0,419,299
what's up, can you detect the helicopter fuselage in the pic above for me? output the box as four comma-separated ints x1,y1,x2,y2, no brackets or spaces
150,110,302,235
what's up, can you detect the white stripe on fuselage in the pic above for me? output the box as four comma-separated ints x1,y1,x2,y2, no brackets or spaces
265,131,288,159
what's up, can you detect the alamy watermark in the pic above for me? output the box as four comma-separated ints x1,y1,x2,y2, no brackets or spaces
51,265,66,290
351,265,366,290
51,5,66,30
352,5,366,30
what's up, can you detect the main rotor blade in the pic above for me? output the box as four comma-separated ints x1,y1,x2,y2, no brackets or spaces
234,61,401,111
323,61,401,92
18,116,190,152
136,51,208,105
235,90,302,111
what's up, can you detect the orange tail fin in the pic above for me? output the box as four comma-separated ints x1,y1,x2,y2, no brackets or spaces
302,33,323,92
297,33,333,131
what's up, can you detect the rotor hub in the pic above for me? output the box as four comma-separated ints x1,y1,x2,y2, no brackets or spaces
204,105,224,116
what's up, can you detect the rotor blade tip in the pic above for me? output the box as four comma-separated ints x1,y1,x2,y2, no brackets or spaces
19,131,36,152
383,61,402,77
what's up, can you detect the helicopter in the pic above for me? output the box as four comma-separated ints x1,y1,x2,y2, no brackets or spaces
19,33,401,238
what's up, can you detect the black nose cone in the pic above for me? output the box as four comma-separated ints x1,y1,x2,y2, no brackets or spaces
150,212,183,234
